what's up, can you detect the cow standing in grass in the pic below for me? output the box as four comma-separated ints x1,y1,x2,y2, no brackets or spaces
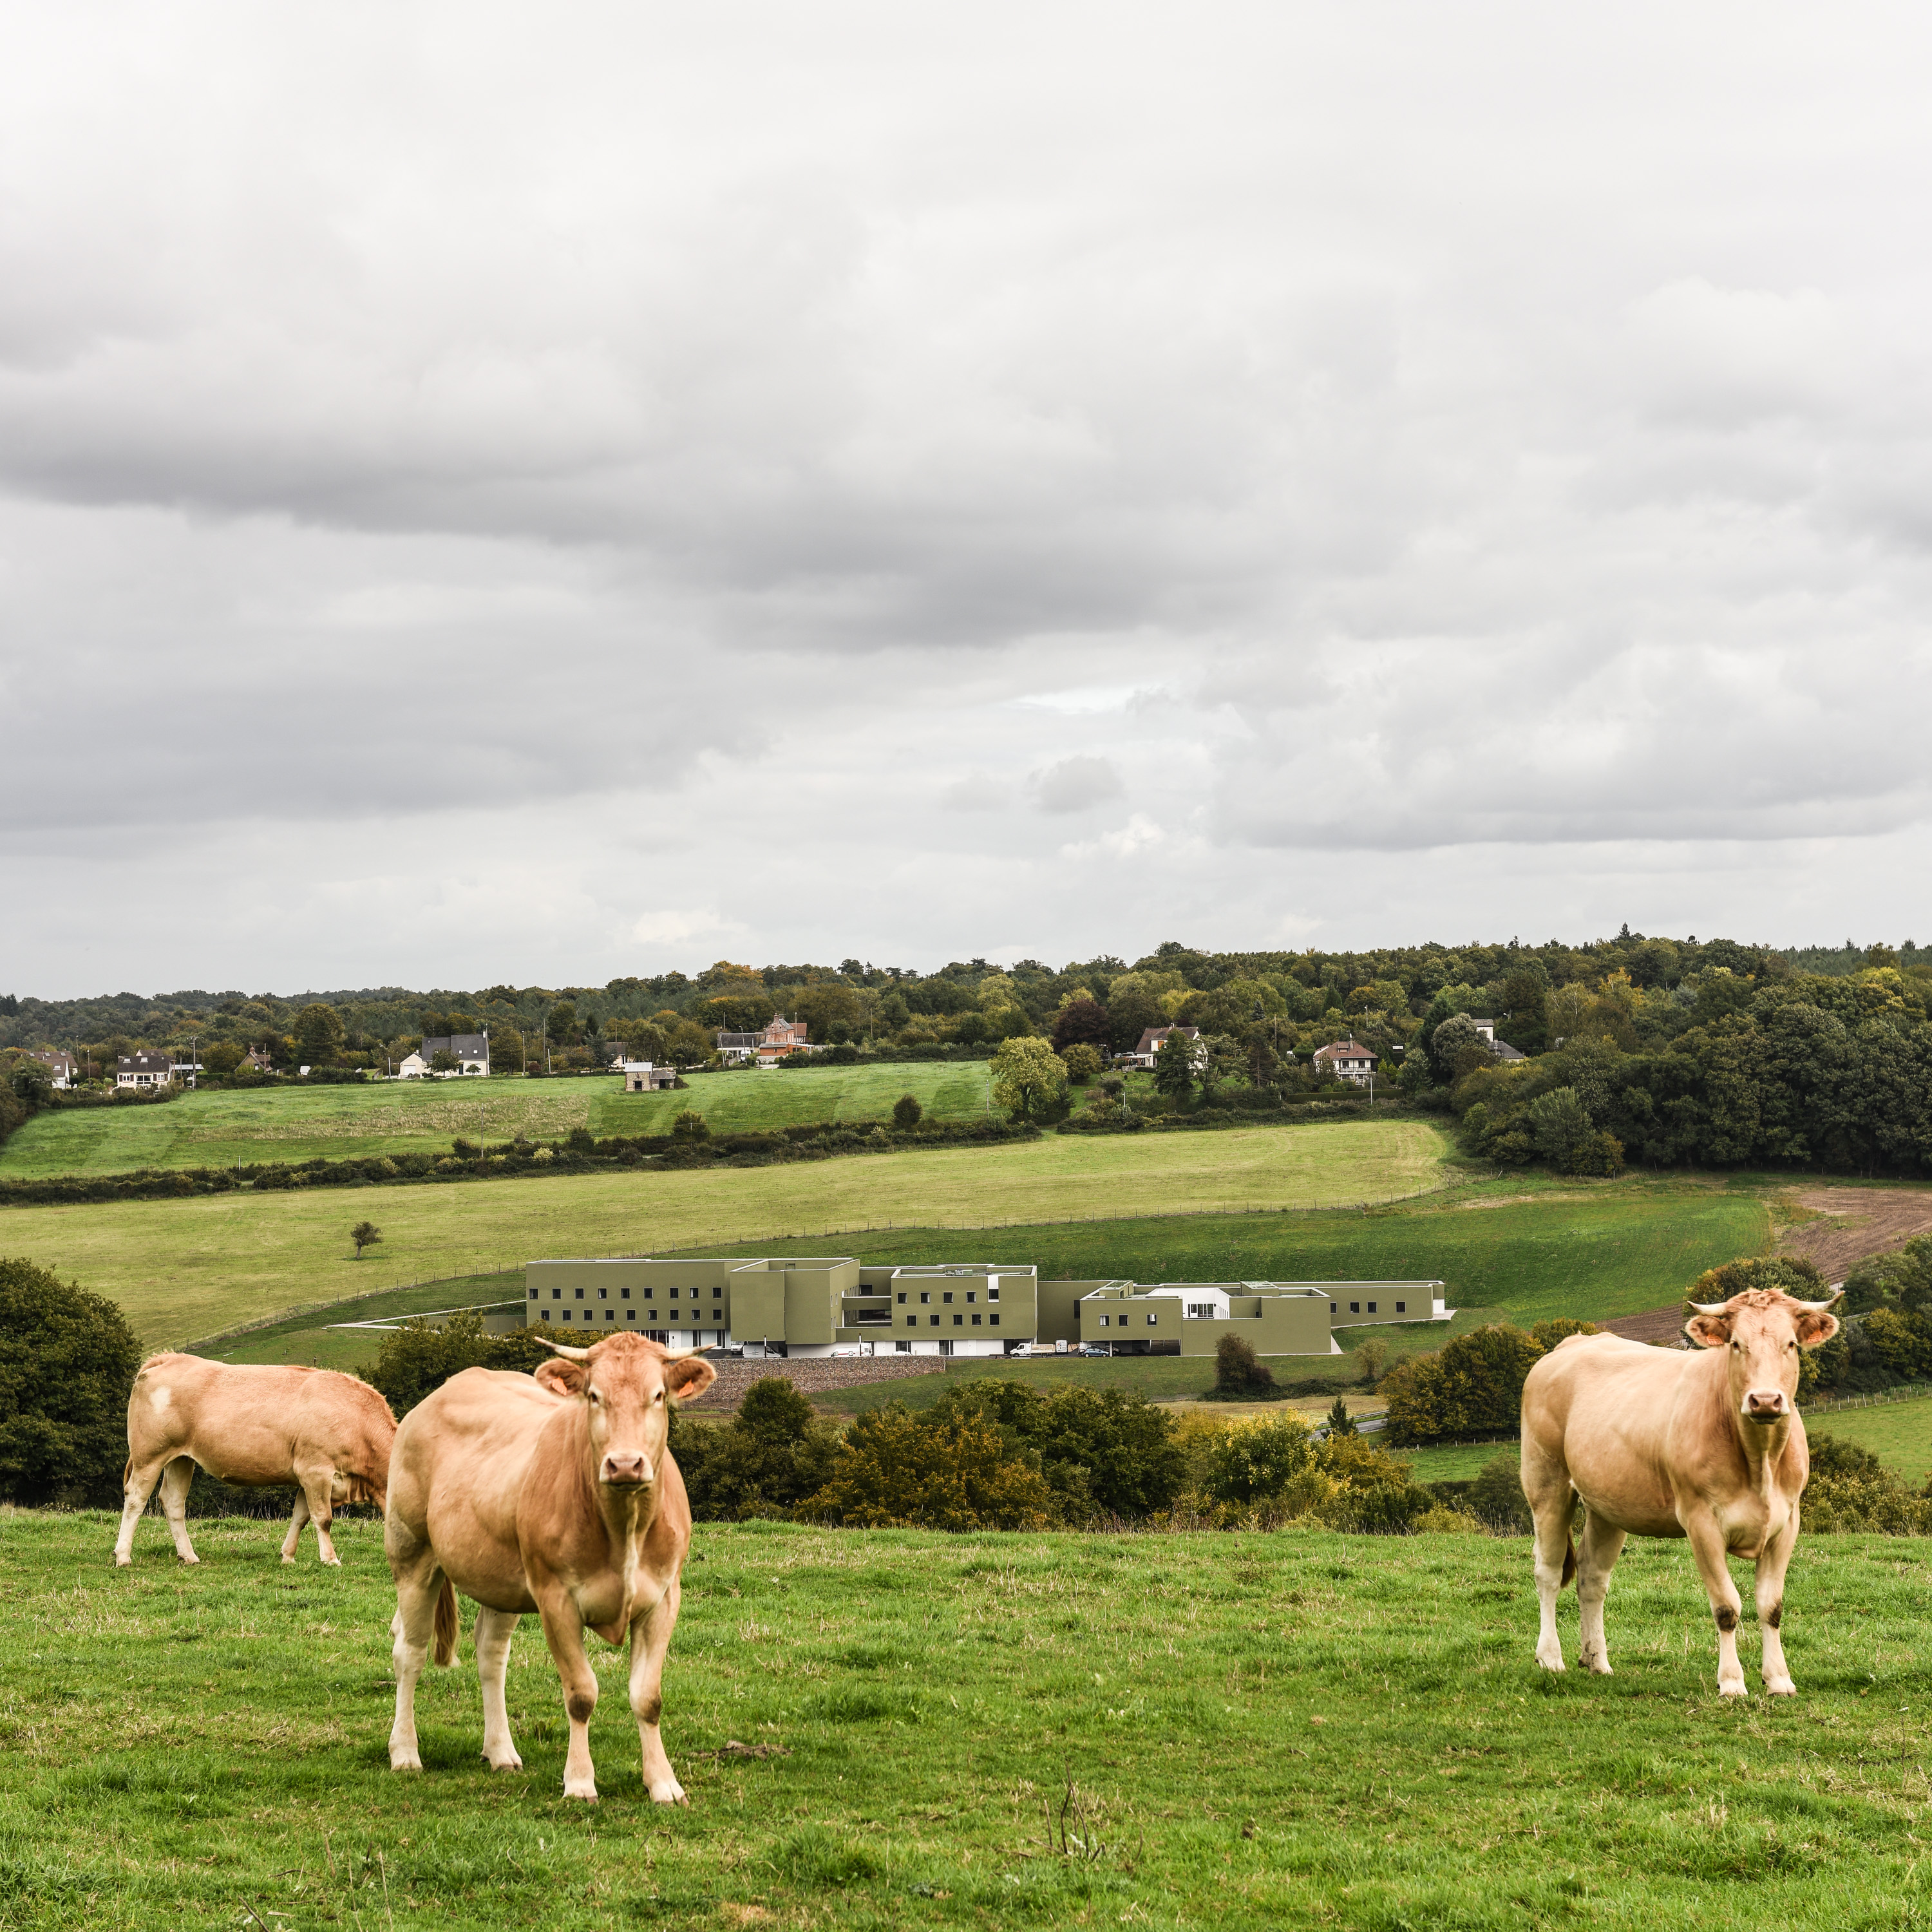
1520,1287,1841,1696
115,1356,397,1567
384,1331,715,1802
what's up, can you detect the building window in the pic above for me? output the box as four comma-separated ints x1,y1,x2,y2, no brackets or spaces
896,1340,911,1353
1396,1302,1406,1313
987,1288,999,1302
1148,1313,1159,1326
540,1310,551,1321
989,1314,999,1326
920,1292,931,1305
606,1309,615,1321
953,1314,963,1326
1350,1302,1360,1314
930,1315,940,1327
669,1287,680,1300
896,1293,907,1304
562,1309,572,1321
907,1316,918,1329
1331,1301,1338,1313
627,1309,636,1321
575,1287,584,1300
966,1291,976,1304
598,1287,607,1300
552,1288,561,1300
622,1287,630,1300
940,1340,953,1357
1099,1314,1110,1327
1367,1302,1378,1314
529,1287,537,1300
943,1292,954,1305
971,1314,981,1325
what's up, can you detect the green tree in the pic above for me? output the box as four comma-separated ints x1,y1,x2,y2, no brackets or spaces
669,1109,711,1142
1050,996,1113,1053
1213,1331,1275,1396
990,1036,1066,1121
294,1002,346,1066
1527,1086,1593,1168
800,1404,1053,1530
1381,1323,1549,1446
545,1001,581,1045
1200,1413,1315,1505
1058,1042,1103,1085
1324,1396,1357,1437
891,1093,923,1128
0,1257,143,1506
429,1050,458,1074
1152,1030,1197,1104
676,1378,840,1521
350,1220,382,1260
367,1310,552,1416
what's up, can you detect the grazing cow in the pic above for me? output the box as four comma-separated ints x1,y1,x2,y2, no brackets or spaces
115,1355,397,1567
384,1332,715,1802
1520,1287,1841,1696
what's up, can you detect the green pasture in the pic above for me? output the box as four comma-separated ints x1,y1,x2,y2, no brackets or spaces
2,1119,1453,1347
3,1512,1928,1929
1803,1398,1932,1486
0,1064,999,1179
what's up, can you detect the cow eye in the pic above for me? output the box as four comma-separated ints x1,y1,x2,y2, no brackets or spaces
587,1389,601,1405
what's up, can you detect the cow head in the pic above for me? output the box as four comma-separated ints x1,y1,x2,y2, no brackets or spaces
1684,1288,1841,1425
536,1334,718,1490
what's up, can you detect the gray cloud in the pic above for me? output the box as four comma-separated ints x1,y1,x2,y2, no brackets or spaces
5,3,1932,987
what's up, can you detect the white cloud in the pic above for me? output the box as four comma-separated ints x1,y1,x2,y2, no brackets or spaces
4,3,1932,989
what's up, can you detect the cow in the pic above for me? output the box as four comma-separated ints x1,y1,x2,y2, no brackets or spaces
384,1331,716,1802
115,1354,397,1567
1520,1286,1841,1697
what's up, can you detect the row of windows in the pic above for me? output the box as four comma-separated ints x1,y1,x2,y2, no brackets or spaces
906,1312,998,1327
1093,1312,1164,1327
531,1284,721,1303
1330,1300,1406,1314
534,1311,723,1343
895,1288,999,1305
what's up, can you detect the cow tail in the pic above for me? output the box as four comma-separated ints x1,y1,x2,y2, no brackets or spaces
432,1576,459,1667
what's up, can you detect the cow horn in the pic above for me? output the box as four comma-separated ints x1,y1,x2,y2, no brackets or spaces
1792,1289,1845,1312
1687,1300,1732,1316
535,1337,592,1359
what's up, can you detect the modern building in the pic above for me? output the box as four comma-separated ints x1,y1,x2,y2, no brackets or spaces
1311,1039,1377,1086
525,1254,1450,1358
1119,1024,1203,1071
715,1016,813,1067
115,1052,174,1090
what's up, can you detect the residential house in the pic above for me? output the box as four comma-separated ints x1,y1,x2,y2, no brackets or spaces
1312,1039,1377,1086
620,1059,679,1092
715,1015,813,1067
115,1052,174,1091
24,1049,77,1089
1120,1024,1202,1071
170,1054,203,1089
242,1047,276,1074
396,1052,430,1079
418,1032,489,1075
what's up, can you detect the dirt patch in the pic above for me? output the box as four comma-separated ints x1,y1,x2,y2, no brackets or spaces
1777,1186,1932,1282
683,1354,948,1410
1600,1305,1691,1347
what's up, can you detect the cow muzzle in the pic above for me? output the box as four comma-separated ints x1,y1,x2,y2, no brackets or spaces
1743,1390,1788,1421
600,1452,652,1487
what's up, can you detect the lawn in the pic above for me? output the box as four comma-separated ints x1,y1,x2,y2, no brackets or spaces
1804,1397,1932,1486
2,1511,1927,1929
0,1065,999,1179
3,1118,1453,1348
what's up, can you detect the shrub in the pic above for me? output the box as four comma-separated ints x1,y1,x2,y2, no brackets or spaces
669,1110,711,1142
1214,1332,1276,1397
1843,1236,1932,1316
891,1093,923,1129
0,1257,143,1506
799,1404,1052,1530
1058,1043,1103,1086
1199,1414,1315,1506
1466,1450,1533,1531
677,1377,840,1521
367,1309,553,1416
1381,1323,1548,1446
1801,1437,1932,1533
350,1220,383,1260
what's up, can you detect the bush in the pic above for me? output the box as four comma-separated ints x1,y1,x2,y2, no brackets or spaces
677,1378,841,1521
799,1403,1052,1530
367,1310,554,1416
1213,1332,1276,1397
1381,1323,1549,1446
1801,1437,1932,1533
891,1093,923,1129
669,1110,710,1142
1058,1043,1103,1086
1466,1450,1533,1531
0,1257,143,1506
1199,1414,1315,1506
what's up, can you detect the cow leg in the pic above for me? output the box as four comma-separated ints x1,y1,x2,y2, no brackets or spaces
158,1457,200,1564
280,1492,311,1563
294,1468,341,1566
1575,1511,1626,1676
629,1575,687,1804
475,1607,524,1770
388,1568,440,1772
1522,1446,1575,1672
537,1598,600,1801
115,1454,174,1566
1755,1508,1802,1696
1684,1513,1747,1697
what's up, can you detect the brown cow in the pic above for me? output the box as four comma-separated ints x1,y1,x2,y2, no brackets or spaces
115,1355,397,1567
384,1332,715,1802
1520,1287,1841,1696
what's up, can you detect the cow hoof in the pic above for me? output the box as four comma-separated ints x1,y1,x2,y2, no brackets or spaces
114,1555,131,1569
176,1555,200,1566
485,1753,524,1772
390,1751,422,1772
281,1554,298,1566
1765,1678,1797,1697
1718,1681,1748,1699
564,1783,599,1803
321,1555,342,1568
649,1780,688,1806
1535,1652,1565,1673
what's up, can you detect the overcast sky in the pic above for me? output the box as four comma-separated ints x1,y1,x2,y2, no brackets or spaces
5,2,1931,996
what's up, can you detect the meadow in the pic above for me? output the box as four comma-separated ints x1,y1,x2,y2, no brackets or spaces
2,1119,1454,1347
3,1511,1927,1930
0,1064,999,1179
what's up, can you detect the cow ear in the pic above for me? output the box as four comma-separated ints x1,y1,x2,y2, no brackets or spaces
1794,1309,1841,1347
665,1356,717,1406
535,1358,587,1397
1684,1312,1732,1349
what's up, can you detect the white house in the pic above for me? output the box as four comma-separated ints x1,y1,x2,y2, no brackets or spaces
396,1052,430,1079
1311,1039,1377,1086
1120,1025,1203,1071
417,1032,489,1075
25,1049,77,1089
621,1059,679,1092
115,1052,173,1090
715,1015,813,1067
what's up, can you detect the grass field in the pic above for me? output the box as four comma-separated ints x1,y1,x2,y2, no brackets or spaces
2,1119,1454,1347
3,1511,1928,1929
0,1065,1000,1179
